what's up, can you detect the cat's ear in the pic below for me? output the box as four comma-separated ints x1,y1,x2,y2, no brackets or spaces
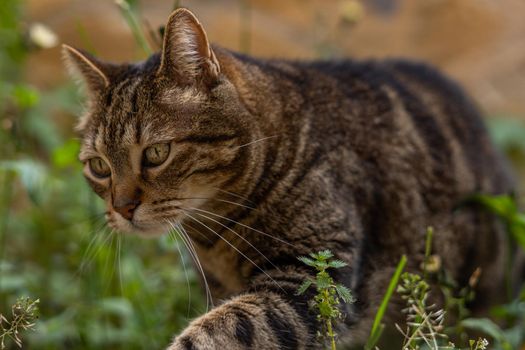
157,8,220,86
62,44,111,97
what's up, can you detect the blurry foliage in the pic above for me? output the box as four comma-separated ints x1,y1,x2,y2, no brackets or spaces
0,0,525,349
0,0,203,349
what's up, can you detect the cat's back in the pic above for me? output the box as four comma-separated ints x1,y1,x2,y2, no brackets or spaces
274,57,514,196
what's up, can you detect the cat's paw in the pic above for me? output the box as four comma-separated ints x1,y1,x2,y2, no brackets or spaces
166,323,233,350
168,329,232,350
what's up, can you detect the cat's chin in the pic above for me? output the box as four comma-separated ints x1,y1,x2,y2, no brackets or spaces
133,229,167,239
109,219,171,239
128,222,173,238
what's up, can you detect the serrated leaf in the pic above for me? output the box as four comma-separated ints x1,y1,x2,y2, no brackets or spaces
335,284,354,304
296,279,313,295
317,249,334,260
314,260,329,270
328,259,347,269
297,256,316,267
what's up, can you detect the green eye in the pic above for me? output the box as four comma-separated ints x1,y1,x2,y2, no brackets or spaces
144,143,170,167
89,157,111,178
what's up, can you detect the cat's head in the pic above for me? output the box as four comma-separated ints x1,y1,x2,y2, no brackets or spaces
63,9,255,237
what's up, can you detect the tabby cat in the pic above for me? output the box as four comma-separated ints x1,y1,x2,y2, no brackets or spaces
63,8,520,350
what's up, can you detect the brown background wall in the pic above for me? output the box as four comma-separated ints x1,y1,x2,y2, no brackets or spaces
25,0,525,118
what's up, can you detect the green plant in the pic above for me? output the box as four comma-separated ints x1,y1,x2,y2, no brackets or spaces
0,297,39,349
396,272,452,349
296,249,355,350
365,254,407,350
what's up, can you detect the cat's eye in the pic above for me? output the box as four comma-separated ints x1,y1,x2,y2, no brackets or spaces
89,157,111,178
143,143,170,167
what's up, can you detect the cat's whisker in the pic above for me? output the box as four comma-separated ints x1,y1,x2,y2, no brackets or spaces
176,197,257,211
186,206,295,248
102,231,118,294
165,220,192,318
181,210,283,292
167,220,213,311
181,221,215,245
234,134,279,149
177,222,214,312
213,198,257,210
192,211,280,273
212,188,254,204
77,225,113,276
117,233,123,295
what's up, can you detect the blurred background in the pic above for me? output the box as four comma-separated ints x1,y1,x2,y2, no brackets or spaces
1,0,525,349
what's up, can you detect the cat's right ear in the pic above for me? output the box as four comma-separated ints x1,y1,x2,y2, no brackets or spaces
157,8,220,86
62,44,110,97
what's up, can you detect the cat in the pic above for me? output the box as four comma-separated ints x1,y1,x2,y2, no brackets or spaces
63,8,521,350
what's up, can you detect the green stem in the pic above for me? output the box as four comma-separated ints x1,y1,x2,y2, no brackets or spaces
116,0,152,56
326,318,336,350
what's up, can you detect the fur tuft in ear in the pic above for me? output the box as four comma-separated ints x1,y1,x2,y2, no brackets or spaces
62,44,110,96
157,8,220,85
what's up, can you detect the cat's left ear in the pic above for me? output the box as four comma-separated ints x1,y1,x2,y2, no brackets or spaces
62,44,111,98
157,8,220,86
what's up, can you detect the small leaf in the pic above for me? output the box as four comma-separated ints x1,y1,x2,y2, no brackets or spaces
461,318,506,342
335,284,355,304
297,256,316,267
317,249,334,260
296,279,313,296
328,259,347,269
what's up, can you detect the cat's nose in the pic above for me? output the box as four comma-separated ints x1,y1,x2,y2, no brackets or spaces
113,198,141,221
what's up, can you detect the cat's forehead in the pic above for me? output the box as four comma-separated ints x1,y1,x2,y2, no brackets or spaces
79,75,209,158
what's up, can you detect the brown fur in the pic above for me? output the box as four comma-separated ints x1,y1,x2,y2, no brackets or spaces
63,8,521,349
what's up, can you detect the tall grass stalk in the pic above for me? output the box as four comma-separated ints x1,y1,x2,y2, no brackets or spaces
365,254,407,350
115,0,152,56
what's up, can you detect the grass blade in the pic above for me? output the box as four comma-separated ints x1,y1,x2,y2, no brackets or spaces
365,254,407,350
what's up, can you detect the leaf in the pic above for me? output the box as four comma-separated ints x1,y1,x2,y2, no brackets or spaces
471,194,517,220
328,259,348,269
296,279,313,296
316,249,334,260
335,284,354,304
461,318,506,342
314,260,329,270
297,256,316,267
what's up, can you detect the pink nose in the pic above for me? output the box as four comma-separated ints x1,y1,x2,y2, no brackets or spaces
113,199,140,221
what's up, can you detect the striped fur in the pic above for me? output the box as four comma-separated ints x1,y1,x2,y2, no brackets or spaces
63,8,521,349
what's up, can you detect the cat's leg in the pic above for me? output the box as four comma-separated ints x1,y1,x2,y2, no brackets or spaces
167,271,320,350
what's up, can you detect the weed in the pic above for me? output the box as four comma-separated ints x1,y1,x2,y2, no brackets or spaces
0,297,39,349
296,249,355,350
